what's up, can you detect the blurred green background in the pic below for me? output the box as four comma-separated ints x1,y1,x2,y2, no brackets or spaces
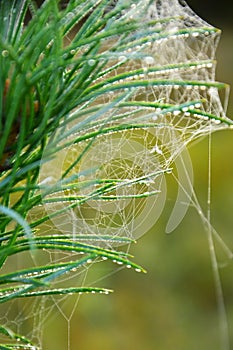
38,1,233,349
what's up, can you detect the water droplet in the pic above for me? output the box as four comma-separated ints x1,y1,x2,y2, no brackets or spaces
70,49,76,55
173,110,181,116
118,55,127,62
151,145,163,155
143,56,155,65
66,12,75,20
135,268,142,273
88,59,96,66
2,50,9,57
167,26,179,34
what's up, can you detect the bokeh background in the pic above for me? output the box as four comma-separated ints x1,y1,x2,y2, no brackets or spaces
36,1,233,349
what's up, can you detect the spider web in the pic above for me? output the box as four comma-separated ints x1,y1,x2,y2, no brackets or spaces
38,0,231,244
1,1,232,349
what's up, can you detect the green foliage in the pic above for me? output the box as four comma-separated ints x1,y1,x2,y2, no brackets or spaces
0,0,232,348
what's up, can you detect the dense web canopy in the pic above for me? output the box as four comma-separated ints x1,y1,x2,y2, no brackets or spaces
39,0,231,243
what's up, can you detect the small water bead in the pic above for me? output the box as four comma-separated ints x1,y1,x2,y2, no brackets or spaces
66,12,75,21
116,260,123,265
118,55,127,62
143,56,155,65
135,268,142,273
195,64,203,70
143,191,151,196
2,50,9,57
88,59,96,66
167,26,179,35
151,145,163,155
173,110,181,116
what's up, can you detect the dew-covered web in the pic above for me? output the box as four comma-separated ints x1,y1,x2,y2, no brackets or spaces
1,1,232,349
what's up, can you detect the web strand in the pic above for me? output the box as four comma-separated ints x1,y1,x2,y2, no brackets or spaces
206,130,230,350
